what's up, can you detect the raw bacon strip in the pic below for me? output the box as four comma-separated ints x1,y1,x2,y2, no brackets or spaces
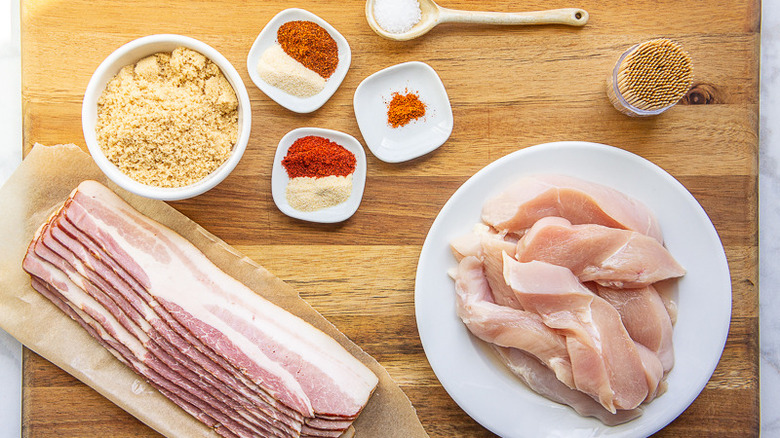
23,181,377,437
46,213,305,436
25,259,257,438
26,240,289,438
64,203,311,419
516,217,685,288
55,207,355,436
502,256,655,412
67,181,378,420
33,210,300,437
29,277,239,438
61,199,364,430
53,213,308,434
493,347,643,426
481,174,663,242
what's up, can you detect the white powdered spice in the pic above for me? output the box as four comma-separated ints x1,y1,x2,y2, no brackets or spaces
286,175,353,212
373,0,422,34
257,43,326,98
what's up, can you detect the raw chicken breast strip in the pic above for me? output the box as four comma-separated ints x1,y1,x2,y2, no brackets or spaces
454,256,574,387
492,347,643,426
595,284,675,372
481,174,663,242
502,256,660,412
516,217,685,288
478,234,523,309
450,224,521,308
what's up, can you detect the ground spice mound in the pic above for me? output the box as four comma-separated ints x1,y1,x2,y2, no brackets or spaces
387,91,426,128
277,21,338,79
282,136,356,178
286,174,353,212
96,47,238,188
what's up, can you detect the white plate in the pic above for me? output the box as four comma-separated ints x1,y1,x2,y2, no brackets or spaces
414,141,731,437
271,127,367,223
353,61,453,163
246,8,351,113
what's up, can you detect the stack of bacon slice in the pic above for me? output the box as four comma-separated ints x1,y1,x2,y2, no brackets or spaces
451,174,684,425
23,180,378,438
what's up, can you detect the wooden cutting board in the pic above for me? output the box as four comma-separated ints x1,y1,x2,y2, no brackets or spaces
20,0,759,436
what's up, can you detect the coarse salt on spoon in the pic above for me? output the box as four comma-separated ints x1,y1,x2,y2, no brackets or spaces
365,0,588,41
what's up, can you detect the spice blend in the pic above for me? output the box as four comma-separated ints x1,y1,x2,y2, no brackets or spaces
277,21,339,79
281,136,357,212
387,90,426,128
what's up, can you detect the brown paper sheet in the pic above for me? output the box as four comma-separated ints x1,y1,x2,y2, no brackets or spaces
0,144,429,438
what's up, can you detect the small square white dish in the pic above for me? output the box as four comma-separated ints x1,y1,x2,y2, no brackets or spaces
353,61,453,163
272,127,367,223
247,8,351,114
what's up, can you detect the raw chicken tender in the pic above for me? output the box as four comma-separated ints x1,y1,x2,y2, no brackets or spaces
503,256,662,412
481,174,663,242
595,284,675,372
493,347,643,425
448,173,682,425
516,217,685,288
454,256,574,387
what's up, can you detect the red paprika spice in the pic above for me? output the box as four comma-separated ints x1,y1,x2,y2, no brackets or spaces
282,136,356,178
277,21,339,79
387,90,426,128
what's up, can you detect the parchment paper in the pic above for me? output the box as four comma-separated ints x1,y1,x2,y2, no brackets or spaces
0,144,429,438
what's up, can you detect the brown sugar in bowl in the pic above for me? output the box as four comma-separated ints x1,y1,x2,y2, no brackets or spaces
82,34,252,201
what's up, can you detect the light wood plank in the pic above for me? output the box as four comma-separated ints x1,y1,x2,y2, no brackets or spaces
21,0,759,436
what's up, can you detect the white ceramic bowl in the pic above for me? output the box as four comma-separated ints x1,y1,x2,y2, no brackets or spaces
82,34,252,201
247,8,351,113
272,127,367,223
354,61,453,163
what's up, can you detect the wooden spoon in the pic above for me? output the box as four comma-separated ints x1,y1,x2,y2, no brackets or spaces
366,0,588,41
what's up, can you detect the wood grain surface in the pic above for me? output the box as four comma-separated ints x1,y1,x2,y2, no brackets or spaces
20,0,759,436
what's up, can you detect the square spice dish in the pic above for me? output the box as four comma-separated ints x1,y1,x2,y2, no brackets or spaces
354,61,453,163
247,8,352,113
271,127,367,223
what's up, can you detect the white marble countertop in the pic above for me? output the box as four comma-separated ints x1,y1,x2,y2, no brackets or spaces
0,0,775,436
0,0,22,436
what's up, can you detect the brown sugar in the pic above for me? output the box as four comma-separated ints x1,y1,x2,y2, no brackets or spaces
96,47,239,188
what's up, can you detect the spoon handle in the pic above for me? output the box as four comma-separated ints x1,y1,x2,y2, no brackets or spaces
437,7,589,27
